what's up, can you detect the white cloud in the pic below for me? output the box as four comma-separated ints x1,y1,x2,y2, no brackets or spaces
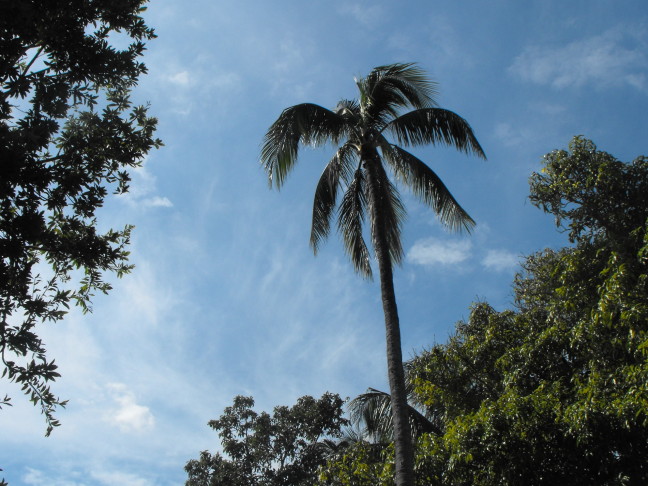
168,70,191,86
407,238,472,266
509,26,648,90
481,249,519,272
106,383,155,433
24,465,155,486
91,470,155,486
166,66,241,92
142,196,173,208
22,469,44,485
23,468,84,486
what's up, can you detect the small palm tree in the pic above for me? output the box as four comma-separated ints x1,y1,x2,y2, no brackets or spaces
349,387,443,444
261,63,484,486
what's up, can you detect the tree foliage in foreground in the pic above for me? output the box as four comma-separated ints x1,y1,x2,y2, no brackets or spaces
319,137,648,485
0,0,160,435
185,393,349,486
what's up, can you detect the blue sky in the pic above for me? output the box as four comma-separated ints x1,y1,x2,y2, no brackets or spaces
2,0,648,484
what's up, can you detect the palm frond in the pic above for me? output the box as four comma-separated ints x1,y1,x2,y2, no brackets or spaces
358,63,438,127
312,438,346,458
349,388,443,442
339,424,367,445
364,158,406,265
384,178,406,265
382,143,475,233
385,108,486,158
260,103,348,188
334,99,361,120
349,388,394,443
314,427,366,458
310,143,358,252
338,169,373,278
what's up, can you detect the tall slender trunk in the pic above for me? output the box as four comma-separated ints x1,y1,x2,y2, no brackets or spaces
363,148,415,486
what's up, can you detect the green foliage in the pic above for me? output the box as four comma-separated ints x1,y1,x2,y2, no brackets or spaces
185,393,349,486
407,137,648,485
318,442,395,486
321,137,648,485
529,136,648,246
0,0,161,436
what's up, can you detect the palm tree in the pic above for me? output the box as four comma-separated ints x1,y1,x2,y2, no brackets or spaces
260,63,485,486
349,384,444,445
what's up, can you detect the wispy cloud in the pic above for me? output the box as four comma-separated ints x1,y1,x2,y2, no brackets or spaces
146,56,243,116
493,122,535,148
267,36,316,99
91,470,155,486
23,468,84,486
509,26,648,90
117,160,173,209
528,101,566,115
168,70,191,86
337,3,385,28
142,196,173,208
23,467,156,486
481,249,519,272
407,238,472,266
239,245,387,402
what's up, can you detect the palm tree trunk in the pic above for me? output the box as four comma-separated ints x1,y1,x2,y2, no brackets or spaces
363,150,415,486
374,239,415,486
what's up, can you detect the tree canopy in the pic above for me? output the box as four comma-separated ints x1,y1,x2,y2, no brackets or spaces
185,393,349,486
319,136,648,485
0,0,160,436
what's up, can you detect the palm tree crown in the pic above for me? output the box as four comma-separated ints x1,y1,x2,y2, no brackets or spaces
261,63,484,486
261,62,484,277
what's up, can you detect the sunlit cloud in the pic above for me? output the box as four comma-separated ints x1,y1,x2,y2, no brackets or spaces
509,26,648,90
106,383,155,433
481,249,519,272
407,238,472,266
